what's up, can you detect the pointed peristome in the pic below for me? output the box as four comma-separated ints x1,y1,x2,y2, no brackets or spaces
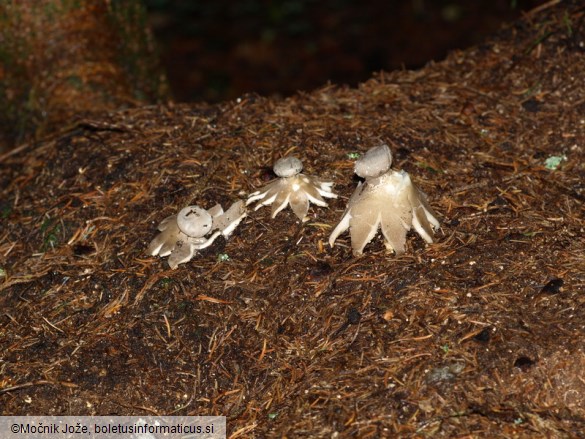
354,144,392,178
273,156,303,178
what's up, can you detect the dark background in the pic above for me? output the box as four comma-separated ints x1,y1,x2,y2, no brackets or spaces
144,0,546,103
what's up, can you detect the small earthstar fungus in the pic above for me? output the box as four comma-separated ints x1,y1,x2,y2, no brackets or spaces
247,156,337,222
329,144,439,256
148,201,247,269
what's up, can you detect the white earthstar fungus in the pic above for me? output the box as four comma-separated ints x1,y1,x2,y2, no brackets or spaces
329,144,439,256
148,200,247,269
246,156,337,222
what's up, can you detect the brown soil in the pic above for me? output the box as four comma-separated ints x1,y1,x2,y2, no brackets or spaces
1,1,584,437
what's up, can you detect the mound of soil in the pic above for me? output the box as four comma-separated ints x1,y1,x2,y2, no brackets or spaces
1,1,584,436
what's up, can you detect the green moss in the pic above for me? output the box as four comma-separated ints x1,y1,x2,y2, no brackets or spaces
40,217,62,251
66,75,84,89
159,278,173,289
0,204,12,219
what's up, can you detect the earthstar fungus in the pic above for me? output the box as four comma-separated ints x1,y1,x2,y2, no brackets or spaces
329,144,439,256
148,201,247,269
247,156,337,221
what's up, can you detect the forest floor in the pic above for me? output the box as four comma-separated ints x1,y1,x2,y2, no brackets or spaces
1,1,584,437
